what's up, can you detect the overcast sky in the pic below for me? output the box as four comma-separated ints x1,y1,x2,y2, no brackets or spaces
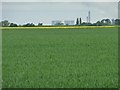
1,0,119,2
1,1,119,25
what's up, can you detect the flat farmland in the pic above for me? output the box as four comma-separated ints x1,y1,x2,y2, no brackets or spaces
2,27,118,88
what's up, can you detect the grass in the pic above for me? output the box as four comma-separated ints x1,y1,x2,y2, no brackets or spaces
2,27,118,88
0,28,2,89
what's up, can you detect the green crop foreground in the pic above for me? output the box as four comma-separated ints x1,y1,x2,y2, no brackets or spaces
2,27,118,88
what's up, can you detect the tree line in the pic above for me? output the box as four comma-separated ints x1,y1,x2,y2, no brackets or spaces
0,18,120,27
75,18,120,26
0,20,43,27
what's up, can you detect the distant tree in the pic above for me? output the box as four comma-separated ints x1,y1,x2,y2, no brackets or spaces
105,19,111,25
111,19,115,25
30,23,35,27
79,18,82,25
23,23,35,27
115,19,120,25
38,23,43,26
76,18,79,25
81,22,88,26
101,19,106,25
1,20,10,27
101,19,111,25
10,23,18,27
95,21,102,26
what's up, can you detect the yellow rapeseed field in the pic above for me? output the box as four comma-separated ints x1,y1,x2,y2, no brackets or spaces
1,26,119,30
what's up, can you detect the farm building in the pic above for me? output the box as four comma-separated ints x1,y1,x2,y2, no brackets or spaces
52,20,63,25
64,20,75,25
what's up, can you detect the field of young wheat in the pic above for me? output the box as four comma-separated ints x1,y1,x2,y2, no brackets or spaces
2,27,118,88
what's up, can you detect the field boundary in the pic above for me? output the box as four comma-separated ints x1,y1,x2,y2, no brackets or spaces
1,26,119,30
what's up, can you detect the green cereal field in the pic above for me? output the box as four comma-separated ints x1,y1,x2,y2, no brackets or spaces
2,27,118,88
